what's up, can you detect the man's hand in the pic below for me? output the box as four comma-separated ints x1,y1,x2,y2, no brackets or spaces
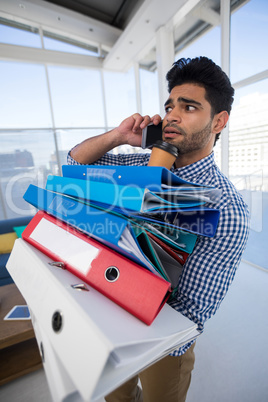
70,113,162,164
116,113,162,147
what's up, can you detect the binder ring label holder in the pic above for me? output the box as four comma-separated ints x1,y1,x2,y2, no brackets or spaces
52,311,63,333
105,266,120,282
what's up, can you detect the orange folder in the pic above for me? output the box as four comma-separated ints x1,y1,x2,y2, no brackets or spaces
22,211,171,325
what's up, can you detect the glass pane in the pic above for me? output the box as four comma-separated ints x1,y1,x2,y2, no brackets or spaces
43,34,98,56
48,66,105,128
229,79,268,269
230,0,268,83
139,68,160,116
56,128,105,166
0,62,52,129
213,137,221,168
229,80,268,185
0,20,41,48
175,26,221,66
0,130,56,219
103,67,137,127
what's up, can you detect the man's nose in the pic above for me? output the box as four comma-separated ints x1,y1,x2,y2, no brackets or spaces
166,109,181,123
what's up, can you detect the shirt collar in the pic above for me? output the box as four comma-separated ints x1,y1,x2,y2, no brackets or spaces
171,152,216,181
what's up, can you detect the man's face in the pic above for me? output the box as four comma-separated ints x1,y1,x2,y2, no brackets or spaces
162,84,216,161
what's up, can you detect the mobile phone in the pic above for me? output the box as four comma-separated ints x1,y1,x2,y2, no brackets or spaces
141,122,163,149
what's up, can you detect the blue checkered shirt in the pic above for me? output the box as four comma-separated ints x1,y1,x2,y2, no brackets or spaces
67,150,249,356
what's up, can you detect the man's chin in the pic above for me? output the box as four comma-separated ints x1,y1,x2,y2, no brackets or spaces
163,137,179,146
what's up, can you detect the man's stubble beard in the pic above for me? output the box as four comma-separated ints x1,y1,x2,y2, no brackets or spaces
165,120,213,155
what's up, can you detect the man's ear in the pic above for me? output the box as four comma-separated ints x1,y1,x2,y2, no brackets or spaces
212,111,229,133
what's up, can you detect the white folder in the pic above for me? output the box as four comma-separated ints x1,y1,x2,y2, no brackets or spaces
7,239,199,402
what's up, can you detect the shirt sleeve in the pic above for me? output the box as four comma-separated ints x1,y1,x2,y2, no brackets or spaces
169,198,249,333
67,149,150,166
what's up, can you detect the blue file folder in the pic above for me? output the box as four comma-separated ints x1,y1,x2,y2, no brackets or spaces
133,207,220,237
23,184,155,272
62,165,221,202
45,174,220,237
46,174,206,214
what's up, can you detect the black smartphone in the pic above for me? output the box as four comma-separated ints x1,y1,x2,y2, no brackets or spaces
141,122,163,149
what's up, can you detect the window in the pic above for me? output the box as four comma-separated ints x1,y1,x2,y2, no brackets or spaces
55,128,105,167
229,80,268,191
0,18,41,48
43,32,99,56
48,66,105,128
0,62,52,129
0,130,56,219
103,67,137,127
230,80,268,270
175,26,221,66
230,0,268,83
139,68,160,116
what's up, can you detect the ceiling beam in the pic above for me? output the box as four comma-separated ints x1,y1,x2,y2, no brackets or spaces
172,0,206,28
192,6,220,26
0,43,103,69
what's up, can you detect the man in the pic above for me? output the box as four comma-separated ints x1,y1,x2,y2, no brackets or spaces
68,57,249,402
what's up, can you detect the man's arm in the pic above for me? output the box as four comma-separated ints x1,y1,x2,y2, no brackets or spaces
70,113,161,165
169,200,249,333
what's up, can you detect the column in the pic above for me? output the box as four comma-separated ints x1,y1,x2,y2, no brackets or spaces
155,26,175,116
221,0,231,177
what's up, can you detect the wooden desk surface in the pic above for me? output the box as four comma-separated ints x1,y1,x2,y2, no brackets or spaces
0,283,35,349
0,284,43,385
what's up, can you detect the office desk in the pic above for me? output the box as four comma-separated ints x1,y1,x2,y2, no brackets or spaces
0,283,42,385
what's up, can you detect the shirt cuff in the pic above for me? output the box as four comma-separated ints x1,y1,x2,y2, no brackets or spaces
67,149,82,165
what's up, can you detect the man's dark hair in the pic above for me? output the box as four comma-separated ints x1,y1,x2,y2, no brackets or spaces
166,57,234,143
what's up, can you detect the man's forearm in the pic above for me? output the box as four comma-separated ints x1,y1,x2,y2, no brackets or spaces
69,114,161,164
70,129,123,164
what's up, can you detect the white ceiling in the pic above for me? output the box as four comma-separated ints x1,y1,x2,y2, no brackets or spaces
0,0,248,71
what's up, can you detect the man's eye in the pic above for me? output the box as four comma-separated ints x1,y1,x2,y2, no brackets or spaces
186,105,196,111
165,106,172,113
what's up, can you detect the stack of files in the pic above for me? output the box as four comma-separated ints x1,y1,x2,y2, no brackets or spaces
22,164,220,314
23,185,197,289
47,165,220,213
47,165,221,237
22,211,171,325
7,238,199,402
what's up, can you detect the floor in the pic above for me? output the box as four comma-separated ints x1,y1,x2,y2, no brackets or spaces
0,260,267,402
186,260,268,402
